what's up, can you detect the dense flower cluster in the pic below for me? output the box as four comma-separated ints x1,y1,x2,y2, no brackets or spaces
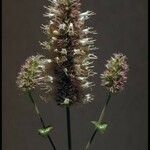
40,0,97,105
16,55,53,92
101,53,129,93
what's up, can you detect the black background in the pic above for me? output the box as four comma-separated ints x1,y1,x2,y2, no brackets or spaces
2,0,148,150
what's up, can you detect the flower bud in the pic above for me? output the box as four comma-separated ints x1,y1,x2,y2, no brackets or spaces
101,53,129,93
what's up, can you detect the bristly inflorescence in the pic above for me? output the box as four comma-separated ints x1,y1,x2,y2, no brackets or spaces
101,53,129,93
40,0,97,105
16,55,53,92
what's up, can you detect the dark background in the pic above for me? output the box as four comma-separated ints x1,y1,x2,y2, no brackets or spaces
2,0,148,150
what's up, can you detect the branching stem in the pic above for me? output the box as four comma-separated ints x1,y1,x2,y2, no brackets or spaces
28,91,57,150
85,92,112,150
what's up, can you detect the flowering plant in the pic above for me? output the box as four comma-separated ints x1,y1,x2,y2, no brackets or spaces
16,0,129,150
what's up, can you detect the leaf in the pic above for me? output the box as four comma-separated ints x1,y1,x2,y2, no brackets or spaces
91,121,108,134
38,126,53,137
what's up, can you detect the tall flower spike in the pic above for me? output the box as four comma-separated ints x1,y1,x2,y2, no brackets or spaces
101,53,129,93
16,55,53,92
41,0,97,105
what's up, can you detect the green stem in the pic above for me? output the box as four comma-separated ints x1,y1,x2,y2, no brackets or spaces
85,93,112,150
66,105,72,150
28,91,57,150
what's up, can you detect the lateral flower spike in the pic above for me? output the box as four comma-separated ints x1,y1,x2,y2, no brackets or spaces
16,55,53,93
41,0,98,105
101,53,129,93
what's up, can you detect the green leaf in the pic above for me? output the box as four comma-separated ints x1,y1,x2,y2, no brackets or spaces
38,126,53,137
91,121,108,134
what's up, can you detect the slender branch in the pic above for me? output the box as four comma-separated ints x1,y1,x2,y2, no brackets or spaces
85,92,112,150
28,91,57,150
66,105,72,150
